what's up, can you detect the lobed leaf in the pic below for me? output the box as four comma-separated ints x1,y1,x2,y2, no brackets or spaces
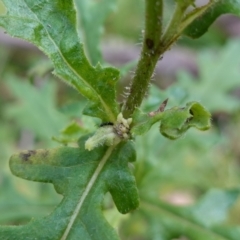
131,101,211,138
184,0,240,38
160,101,211,139
0,0,120,122
0,136,139,240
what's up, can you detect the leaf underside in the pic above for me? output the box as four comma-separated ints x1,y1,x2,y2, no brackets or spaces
185,0,240,38
0,136,139,240
0,0,120,121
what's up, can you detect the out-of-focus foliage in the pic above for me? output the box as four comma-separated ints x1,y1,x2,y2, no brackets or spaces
4,77,68,146
148,40,240,113
74,0,117,65
121,189,240,240
0,0,240,239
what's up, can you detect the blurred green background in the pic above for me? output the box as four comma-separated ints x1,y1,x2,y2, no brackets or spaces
1,0,240,239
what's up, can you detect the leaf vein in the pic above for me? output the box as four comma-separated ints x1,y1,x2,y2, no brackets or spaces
22,0,116,122
60,146,115,240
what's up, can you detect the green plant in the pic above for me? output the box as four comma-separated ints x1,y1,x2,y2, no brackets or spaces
1,0,240,239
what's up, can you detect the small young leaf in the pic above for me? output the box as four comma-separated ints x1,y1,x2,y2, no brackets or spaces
85,126,119,151
52,121,87,145
131,102,211,138
160,102,211,139
131,109,163,136
184,0,240,38
0,0,120,122
0,136,139,240
85,113,132,151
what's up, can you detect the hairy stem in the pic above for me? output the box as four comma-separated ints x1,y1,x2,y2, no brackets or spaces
123,0,163,118
155,1,214,58
123,1,214,118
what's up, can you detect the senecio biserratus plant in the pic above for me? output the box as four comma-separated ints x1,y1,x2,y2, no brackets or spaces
1,0,240,239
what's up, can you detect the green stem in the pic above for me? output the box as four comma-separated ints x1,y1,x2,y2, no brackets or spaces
123,0,213,118
158,1,214,56
161,1,188,45
123,0,163,118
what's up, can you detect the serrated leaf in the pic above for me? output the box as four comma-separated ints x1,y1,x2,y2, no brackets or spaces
184,0,240,38
0,0,120,121
74,0,117,65
0,136,139,240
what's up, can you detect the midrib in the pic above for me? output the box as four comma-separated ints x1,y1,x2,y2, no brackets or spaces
23,1,116,122
60,146,115,240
